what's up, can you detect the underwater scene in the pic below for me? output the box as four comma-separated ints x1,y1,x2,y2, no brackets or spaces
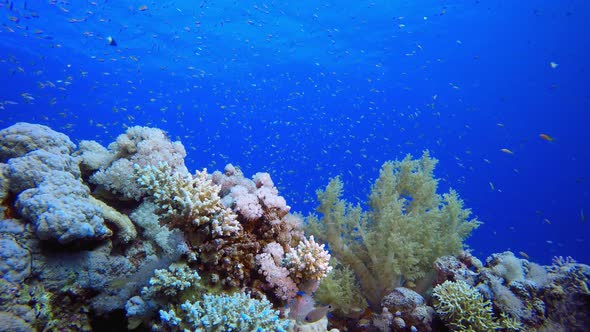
0,0,589,331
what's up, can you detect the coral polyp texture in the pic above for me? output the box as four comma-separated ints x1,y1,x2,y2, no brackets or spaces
0,123,588,332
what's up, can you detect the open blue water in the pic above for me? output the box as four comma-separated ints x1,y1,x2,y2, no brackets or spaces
1,0,588,265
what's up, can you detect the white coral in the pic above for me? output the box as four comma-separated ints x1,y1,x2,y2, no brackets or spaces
136,162,240,236
90,126,187,200
285,236,332,282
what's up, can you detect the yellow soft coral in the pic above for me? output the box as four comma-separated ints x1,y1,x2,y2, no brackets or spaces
307,151,480,309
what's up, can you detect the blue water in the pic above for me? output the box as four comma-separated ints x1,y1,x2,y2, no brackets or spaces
1,0,588,265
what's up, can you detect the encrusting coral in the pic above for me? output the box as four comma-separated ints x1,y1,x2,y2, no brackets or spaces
308,151,481,310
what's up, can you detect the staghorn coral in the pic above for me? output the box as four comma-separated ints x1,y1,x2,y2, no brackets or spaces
158,292,290,332
307,151,480,309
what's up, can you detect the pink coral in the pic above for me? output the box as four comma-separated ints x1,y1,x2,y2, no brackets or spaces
230,186,263,221
256,242,299,300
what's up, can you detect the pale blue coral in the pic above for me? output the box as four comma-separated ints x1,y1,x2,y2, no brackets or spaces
160,292,289,332
141,263,202,298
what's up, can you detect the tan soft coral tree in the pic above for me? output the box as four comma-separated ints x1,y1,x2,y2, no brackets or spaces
307,151,481,309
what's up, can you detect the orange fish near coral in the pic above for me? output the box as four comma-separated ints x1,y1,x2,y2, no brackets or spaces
539,133,554,142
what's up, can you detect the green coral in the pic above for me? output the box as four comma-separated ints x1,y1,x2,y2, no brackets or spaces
433,280,498,331
314,259,368,315
307,151,481,309
432,280,521,332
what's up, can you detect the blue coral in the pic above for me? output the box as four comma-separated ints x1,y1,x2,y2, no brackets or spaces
159,292,289,332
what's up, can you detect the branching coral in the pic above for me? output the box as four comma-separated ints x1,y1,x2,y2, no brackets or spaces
159,292,289,332
432,280,499,331
135,162,241,237
256,242,299,300
307,151,481,309
141,263,202,298
256,236,332,300
284,236,332,284
135,161,331,304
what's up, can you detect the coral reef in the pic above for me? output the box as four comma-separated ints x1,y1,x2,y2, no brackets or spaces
312,259,368,316
0,233,31,283
308,151,481,310
431,251,590,331
1,122,587,332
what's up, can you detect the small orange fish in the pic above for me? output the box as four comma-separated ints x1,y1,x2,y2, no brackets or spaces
500,148,514,155
138,5,148,11
539,133,554,142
